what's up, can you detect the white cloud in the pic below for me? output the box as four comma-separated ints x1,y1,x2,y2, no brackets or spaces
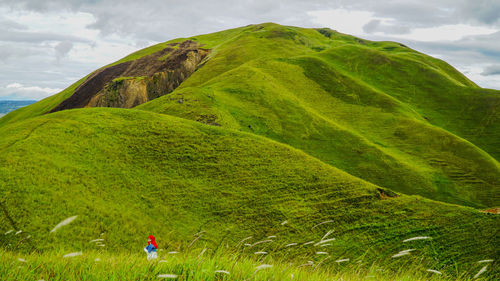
308,9,377,35
2,83,62,100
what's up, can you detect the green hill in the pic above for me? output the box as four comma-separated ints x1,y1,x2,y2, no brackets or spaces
0,109,498,278
2,23,498,208
0,23,498,279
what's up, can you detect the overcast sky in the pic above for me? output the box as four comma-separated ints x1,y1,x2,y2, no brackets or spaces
0,0,499,100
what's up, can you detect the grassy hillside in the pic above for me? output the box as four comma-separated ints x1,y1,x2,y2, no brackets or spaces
135,23,500,208
0,109,498,279
1,23,498,208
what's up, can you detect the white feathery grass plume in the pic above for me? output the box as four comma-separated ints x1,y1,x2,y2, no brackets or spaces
158,274,178,278
89,239,104,243
281,220,288,225
321,230,334,241
50,216,77,233
197,248,206,259
168,251,179,254
316,252,328,255
214,270,230,274
403,236,431,242
473,265,487,279
312,220,334,229
15,230,22,235
63,252,82,258
314,238,335,246
285,243,297,247
320,244,331,247
426,269,442,275
244,243,252,246
18,258,26,262
238,236,253,246
4,230,13,235
298,261,314,267
314,257,330,270
250,240,273,247
97,244,105,247
399,249,415,253
254,251,267,255
392,251,410,258
188,234,202,248
267,235,276,239
303,241,315,246
193,230,205,237
94,258,101,262
335,258,349,263
291,273,294,280
255,264,273,272
26,235,31,239
478,259,494,263
159,260,167,263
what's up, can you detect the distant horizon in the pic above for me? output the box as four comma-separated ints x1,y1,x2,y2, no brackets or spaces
0,99,38,101
0,99,37,116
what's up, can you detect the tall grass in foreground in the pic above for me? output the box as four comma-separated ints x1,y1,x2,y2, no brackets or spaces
0,250,493,281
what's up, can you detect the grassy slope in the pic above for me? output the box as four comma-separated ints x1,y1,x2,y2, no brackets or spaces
0,109,498,279
1,23,497,207
136,23,500,208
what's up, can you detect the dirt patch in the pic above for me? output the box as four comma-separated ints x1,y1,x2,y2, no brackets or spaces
50,40,210,112
480,207,499,214
377,188,399,200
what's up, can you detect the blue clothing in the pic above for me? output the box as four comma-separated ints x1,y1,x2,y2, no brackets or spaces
146,244,157,253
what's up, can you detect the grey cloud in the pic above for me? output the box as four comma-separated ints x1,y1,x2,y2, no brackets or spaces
482,65,500,76
0,44,43,62
0,29,90,44
0,19,28,30
363,19,410,34
54,41,73,59
363,20,380,33
3,0,498,43
456,0,500,25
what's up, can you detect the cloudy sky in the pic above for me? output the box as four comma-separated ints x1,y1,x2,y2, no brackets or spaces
0,0,499,100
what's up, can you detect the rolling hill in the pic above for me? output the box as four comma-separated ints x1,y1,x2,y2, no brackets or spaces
2,23,498,208
0,109,498,274
0,23,498,279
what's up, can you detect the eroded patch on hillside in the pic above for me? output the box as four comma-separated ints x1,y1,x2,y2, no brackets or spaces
480,207,499,214
50,40,210,112
377,188,399,200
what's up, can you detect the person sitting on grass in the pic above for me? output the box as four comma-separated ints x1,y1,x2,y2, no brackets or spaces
144,235,158,260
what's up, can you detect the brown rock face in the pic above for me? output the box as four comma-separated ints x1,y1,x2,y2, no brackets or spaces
50,40,209,112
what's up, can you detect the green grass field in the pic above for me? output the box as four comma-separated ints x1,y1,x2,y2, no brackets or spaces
1,248,494,281
0,109,498,279
0,23,498,280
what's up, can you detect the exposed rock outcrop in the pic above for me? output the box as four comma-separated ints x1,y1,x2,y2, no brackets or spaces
50,40,209,112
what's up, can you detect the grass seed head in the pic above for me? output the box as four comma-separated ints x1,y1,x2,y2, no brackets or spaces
158,274,178,278
403,236,431,243
50,216,78,233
